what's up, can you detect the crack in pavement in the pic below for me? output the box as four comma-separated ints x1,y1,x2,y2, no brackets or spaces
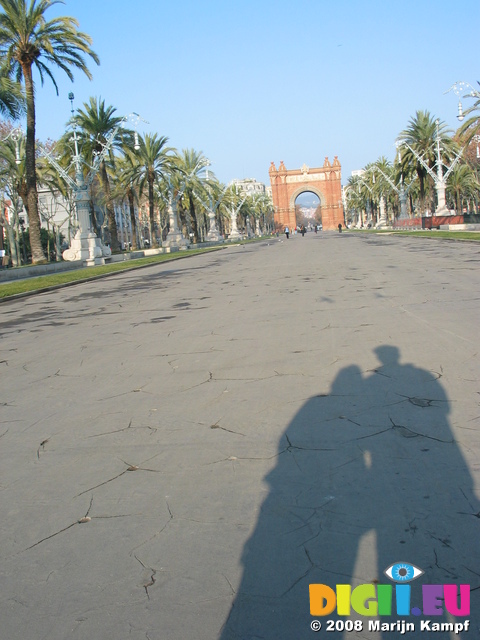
75,453,165,497
348,418,454,444
87,419,158,438
210,418,245,437
98,386,152,401
24,496,94,552
285,434,335,452
129,498,175,555
134,554,157,599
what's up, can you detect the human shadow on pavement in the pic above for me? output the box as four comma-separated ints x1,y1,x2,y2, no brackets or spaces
220,346,479,639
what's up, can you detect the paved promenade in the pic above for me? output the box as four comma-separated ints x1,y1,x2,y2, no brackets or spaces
1,232,479,639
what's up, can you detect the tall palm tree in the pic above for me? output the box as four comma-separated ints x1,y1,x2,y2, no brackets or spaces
174,148,209,243
397,111,456,214
68,97,126,251
0,0,99,263
129,133,175,248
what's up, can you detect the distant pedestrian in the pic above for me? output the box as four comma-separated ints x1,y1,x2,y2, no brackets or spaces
284,226,290,239
301,225,306,237
338,223,342,233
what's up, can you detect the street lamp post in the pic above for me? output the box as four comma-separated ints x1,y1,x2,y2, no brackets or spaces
368,165,417,222
5,127,23,165
199,160,224,242
161,175,190,250
226,188,246,241
40,94,147,265
396,126,462,216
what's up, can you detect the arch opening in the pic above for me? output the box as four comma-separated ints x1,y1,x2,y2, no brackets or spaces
294,191,322,230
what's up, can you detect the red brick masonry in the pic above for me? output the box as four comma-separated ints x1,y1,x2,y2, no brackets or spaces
269,158,344,231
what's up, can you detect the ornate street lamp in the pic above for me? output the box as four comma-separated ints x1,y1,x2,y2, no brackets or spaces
198,160,225,242
40,94,147,264
368,165,417,222
396,122,462,216
445,81,479,122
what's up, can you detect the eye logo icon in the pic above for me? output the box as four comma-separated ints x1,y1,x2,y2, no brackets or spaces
384,562,424,583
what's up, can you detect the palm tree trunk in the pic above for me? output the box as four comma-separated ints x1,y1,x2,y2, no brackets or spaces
188,196,199,243
22,63,46,264
177,201,189,239
417,168,425,215
4,220,18,266
99,162,119,251
128,188,138,250
148,177,158,247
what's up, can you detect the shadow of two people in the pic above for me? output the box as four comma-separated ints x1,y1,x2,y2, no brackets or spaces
220,346,479,639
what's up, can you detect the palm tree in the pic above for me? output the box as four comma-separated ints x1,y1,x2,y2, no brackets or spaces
397,111,456,214
174,149,209,243
129,133,175,248
0,65,24,118
346,174,370,226
447,163,480,215
68,97,126,251
372,157,398,222
0,0,99,263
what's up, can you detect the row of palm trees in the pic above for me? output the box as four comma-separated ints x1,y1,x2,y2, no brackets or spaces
67,97,275,251
0,1,273,264
345,106,480,225
1,94,274,260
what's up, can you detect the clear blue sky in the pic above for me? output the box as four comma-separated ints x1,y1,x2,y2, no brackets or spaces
30,0,480,187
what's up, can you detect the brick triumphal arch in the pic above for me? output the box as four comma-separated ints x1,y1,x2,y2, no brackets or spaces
269,158,344,231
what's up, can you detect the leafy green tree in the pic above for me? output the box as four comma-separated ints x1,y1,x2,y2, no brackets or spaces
15,225,59,260
0,0,99,263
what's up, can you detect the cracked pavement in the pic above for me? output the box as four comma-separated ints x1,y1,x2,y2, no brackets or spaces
0,233,479,639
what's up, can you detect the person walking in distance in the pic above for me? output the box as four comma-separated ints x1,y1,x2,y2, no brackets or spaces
284,226,290,239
